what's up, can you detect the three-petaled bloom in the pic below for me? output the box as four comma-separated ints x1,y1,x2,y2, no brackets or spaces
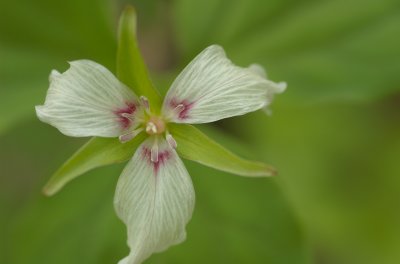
36,45,286,264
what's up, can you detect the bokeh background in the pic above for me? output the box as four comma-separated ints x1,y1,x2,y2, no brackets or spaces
1,0,400,263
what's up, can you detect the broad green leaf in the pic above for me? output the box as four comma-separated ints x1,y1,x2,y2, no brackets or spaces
117,6,162,112
43,133,146,196
169,123,276,177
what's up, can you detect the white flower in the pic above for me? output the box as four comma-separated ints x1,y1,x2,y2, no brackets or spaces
36,45,286,264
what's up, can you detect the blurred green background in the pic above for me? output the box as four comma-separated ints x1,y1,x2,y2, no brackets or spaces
1,0,399,263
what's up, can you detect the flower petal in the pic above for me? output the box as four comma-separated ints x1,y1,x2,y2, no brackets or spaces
248,64,287,110
162,45,285,124
114,137,195,264
36,60,142,137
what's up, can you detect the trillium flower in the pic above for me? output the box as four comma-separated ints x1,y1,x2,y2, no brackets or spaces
35,7,286,264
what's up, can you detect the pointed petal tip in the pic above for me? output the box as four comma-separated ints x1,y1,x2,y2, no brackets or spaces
208,44,226,57
67,59,93,68
276,82,287,93
49,69,61,82
248,64,267,78
249,65,287,94
66,60,74,67
209,43,223,50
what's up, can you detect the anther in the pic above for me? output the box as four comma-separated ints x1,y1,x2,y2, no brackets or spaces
119,128,143,143
121,113,134,121
150,141,159,163
174,104,185,113
164,104,185,120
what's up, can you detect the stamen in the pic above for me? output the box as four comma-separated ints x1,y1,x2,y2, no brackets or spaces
120,113,134,121
166,134,177,149
140,96,150,112
119,128,143,143
174,104,185,113
150,140,159,163
164,104,185,120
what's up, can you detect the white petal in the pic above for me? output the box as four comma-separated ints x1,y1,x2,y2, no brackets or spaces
247,63,286,108
162,45,285,124
36,60,142,137
248,63,267,78
114,137,195,264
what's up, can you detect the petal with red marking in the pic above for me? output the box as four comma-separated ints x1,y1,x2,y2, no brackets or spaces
35,60,142,137
162,45,286,124
114,137,195,264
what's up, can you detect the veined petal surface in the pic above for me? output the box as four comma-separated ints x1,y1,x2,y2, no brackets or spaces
114,137,195,264
162,45,285,124
248,63,286,108
36,60,142,137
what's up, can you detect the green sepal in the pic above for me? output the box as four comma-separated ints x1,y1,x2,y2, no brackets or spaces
117,6,162,112
43,133,146,196
169,124,276,177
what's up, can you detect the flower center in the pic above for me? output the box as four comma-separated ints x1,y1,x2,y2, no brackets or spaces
145,116,165,135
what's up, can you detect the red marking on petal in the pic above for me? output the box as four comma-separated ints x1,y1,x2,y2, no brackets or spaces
114,102,136,129
169,98,194,120
142,146,172,175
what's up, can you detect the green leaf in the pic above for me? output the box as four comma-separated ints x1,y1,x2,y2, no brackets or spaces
117,6,162,112
169,123,276,177
43,133,146,196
